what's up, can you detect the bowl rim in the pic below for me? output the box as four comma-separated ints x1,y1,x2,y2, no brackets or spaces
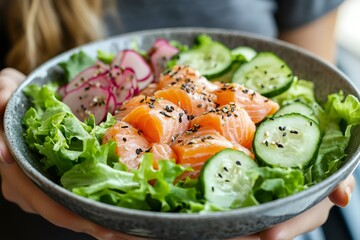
4,27,360,220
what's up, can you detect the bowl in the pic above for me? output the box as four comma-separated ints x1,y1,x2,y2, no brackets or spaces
4,28,360,239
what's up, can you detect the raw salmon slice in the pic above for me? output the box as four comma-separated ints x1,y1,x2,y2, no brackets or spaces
122,97,189,144
115,95,154,120
154,83,217,118
157,65,218,92
190,103,256,148
172,127,254,179
149,143,177,169
172,127,253,165
102,121,150,170
214,83,279,123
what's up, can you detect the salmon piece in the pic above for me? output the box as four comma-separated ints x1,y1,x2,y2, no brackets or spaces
157,65,218,92
190,103,256,148
155,65,218,117
115,95,153,120
214,83,279,123
122,97,189,144
172,127,254,179
149,143,177,169
154,83,217,117
172,127,253,166
102,121,150,170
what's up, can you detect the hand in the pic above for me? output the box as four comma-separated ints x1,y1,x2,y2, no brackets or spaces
0,68,356,240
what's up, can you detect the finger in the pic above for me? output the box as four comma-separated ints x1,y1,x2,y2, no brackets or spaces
259,198,334,240
0,68,25,114
328,174,355,207
0,68,26,84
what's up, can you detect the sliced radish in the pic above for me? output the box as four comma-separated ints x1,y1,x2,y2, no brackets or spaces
111,49,154,90
64,71,115,97
111,68,139,105
147,38,170,56
150,41,179,81
65,62,109,94
62,83,115,124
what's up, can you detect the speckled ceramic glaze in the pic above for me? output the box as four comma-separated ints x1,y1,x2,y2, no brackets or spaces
4,28,360,240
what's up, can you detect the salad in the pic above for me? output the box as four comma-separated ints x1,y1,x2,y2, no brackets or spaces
22,35,360,212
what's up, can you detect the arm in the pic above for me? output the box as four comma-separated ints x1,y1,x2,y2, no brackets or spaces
279,9,338,63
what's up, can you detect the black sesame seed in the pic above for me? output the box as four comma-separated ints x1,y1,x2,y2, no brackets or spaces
236,161,241,165
135,148,142,155
218,173,223,178
122,137,127,142
223,167,228,172
279,126,286,131
121,126,129,128
211,186,215,192
290,130,298,134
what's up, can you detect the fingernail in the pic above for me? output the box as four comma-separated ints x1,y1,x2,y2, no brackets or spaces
345,186,352,206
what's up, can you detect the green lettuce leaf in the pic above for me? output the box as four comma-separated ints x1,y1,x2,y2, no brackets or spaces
305,92,360,184
59,51,96,82
272,78,316,106
116,154,204,212
246,167,306,205
97,50,115,64
22,84,115,176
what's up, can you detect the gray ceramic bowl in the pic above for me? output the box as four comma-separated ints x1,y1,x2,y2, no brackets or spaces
4,28,360,239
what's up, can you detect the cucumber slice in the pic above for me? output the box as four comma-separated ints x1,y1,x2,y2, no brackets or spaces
253,113,321,169
232,52,293,97
274,102,319,124
175,35,232,79
200,149,258,208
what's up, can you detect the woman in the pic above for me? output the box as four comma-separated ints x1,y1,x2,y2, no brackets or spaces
0,0,355,239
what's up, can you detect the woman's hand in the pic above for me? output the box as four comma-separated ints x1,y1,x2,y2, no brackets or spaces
0,68,355,240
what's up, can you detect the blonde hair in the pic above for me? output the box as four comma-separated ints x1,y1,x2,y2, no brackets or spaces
5,0,104,74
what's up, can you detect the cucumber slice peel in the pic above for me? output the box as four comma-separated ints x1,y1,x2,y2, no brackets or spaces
200,149,257,208
253,113,321,169
175,35,232,79
232,52,293,97
275,101,319,124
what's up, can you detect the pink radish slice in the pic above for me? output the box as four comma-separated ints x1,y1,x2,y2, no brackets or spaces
147,38,170,56
111,68,139,105
64,71,115,97
150,41,179,81
62,83,115,124
111,49,154,90
65,62,109,94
